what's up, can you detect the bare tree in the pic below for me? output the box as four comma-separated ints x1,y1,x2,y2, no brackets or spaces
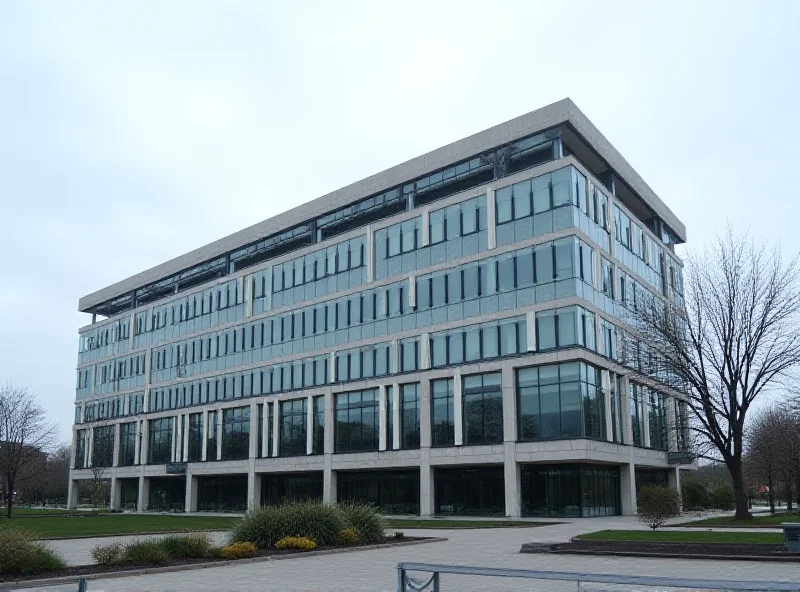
745,405,795,514
632,231,800,520
0,384,58,517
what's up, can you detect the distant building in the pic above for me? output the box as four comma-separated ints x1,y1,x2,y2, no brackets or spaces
69,99,692,517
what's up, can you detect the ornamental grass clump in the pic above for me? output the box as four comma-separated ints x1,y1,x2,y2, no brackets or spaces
0,528,65,577
231,501,344,548
339,502,385,544
159,533,212,559
122,540,170,566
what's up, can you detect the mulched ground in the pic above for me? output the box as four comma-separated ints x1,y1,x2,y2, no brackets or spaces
0,536,425,583
520,539,800,561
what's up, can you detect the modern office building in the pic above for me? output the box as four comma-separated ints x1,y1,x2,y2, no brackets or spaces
68,98,692,517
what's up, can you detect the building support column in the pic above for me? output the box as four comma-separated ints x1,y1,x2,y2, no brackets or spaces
216,410,224,461
378,385,387,451
112,423,121,468
249,402,259,459
323,389,335,504
201,410,209,462
669,467,682,513
486,187,497,249
419,448,434,517
453,371,463,446
109,475,120,510
501,365,520,517
185,470,197,513
247,460,260,511
137,475,149,512
392,382,401,450
67,478,79,510
620,460,637,516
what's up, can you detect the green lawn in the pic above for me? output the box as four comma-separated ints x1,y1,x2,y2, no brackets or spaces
578,529,783,544
0,507,77,517
680,513,800,528
0,514,241,539
386,519,547,529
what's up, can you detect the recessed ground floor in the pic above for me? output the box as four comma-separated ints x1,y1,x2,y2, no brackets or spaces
70,458,686,517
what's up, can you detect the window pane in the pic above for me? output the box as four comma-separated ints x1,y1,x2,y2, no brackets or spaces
535,245,553,282
537,312,556,349
513,180,531,219
496,186,513,224
516,251,534,286
430,210,445,244
462,202,478,234
532,175,551,213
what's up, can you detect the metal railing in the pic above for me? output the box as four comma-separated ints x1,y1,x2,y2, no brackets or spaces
396,563,800,591
4,577,87,591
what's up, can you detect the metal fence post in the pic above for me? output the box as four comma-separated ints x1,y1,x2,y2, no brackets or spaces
396,565,405,592
432,571,440,592
78,578,88,592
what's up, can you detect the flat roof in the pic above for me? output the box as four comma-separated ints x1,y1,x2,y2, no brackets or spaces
79,98,686,313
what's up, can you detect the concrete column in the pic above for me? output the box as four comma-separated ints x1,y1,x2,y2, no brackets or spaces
110,476,120,510
261,403,270,458
669,468,682,512
526,311,536,351
249,402,259,459
141,419,150,464
420,332,430,370
216,410,224,461
619,375,633,446
391,339,399,374
137,475,149,512
453,371,463,446
602,371,614,443
171,416,178,462
67,479,79,510
642,391,651,448
419,448,434,517
666,398,678,452
272,400,280,457
247,461,261,510
392,382,401,450
70,429,78,470
503,444,520,518
378,385,387,452
366,226,374,283
324,390,334,454
486,187,497,249
201,409,209,461
245,275,254,317
323,455,337,504
264,265,273,311
330,351,337,382
306,395,314,455
183,414,190,461
87,427,94,468
185,471,198,513
129,314,136,348
620,461,637,516
421,209,430,247
420,378,432,451
409,275,416,309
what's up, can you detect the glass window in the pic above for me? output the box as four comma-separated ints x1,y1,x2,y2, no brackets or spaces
551,168,571,207
400,339,418,372
516,251,534,286
431,378,455,447
387,225,401,257
554,239,573,279
535,244,553,283
430,210,445,244
400,383,420,449
496,186,513,224
462,201,478,234
532,175,551,213
280,398,307,457
497,256,515,291
513,180,531,219
222,406,250,460
148,417,173,464
537,311,556,350
432,275,447,306
335,389,379,453
462,372,503,445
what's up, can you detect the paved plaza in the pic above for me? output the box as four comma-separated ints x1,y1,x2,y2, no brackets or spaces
15,516,800,592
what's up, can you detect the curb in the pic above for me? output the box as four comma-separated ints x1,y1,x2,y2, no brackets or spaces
537,548,800,562
0,537,447,589
39,529,232,541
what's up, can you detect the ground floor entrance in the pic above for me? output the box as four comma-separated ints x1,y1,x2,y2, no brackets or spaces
148,477,185,512
520,464,621,518
434,466,505,516
197,475,247,512
261,472,323,506
336,469,420,515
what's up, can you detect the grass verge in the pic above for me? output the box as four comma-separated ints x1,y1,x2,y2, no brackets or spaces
577,529,783,544
0,514,240,539
385,519,547,529
680,513,800,528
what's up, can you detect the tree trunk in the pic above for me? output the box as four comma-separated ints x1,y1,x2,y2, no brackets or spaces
6,483,13,518
730,461,753,520
769,474,776,514
787,482,794,512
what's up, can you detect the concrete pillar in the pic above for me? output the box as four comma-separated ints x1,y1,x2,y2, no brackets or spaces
305,395,314,455
602,371,614,443
245,275,254,317
110,476,120,510
453,371,464,446
526,311,536,352
183,414,190,462
201,409,209,461
324,456,337,504
503,443,520,518
70,429,78,470
391,339,399,374
249,402,259,459
420,332,430,370
272,401,280,457
366,226,374,283
113,423,121,467
669,467,682,513
421,209,430,247
378,385,387,451
419,379,432,451
216,410,224,461
642,390,651,448
141,419,149,465
86,427,94,468
391,382,401,450
261,403,270,458
620,461,637,516
171,415,178,462
486,187,497,249
419,448,434,517
67,479,79,510
619,375,632,446
137,475,149,512
409,275,416,309
247,462,261,510
323,389,336,503
185,471,198,513
666,398,678,452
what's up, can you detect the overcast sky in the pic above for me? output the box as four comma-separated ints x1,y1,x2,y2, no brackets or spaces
1,1,798,443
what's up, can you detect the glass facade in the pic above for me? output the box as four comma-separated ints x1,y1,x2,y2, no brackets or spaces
197,476,247,512
337,470,420,515
517,362,607,442
72,113,688,518
335,389,379,453
435,466,505,516
222,407,250,460
148,477,185,512
521,464,620,517
462,373,503,446
280,398,307,457
261,472,323,506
